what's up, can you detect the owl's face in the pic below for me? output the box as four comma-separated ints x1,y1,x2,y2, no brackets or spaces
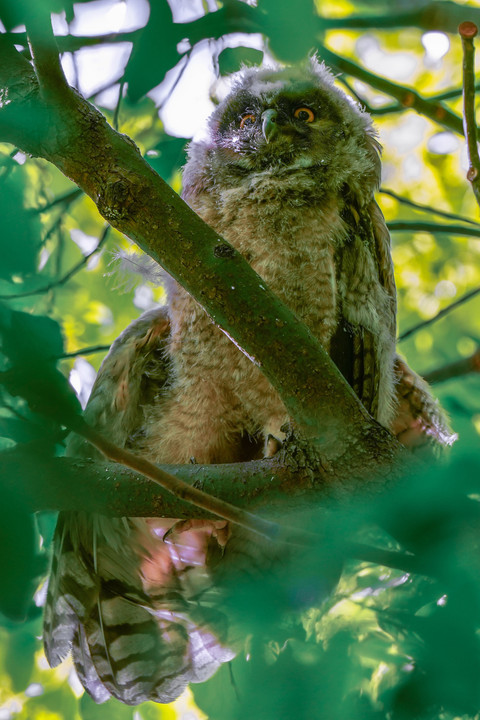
194,59,381,204
212,78,348,172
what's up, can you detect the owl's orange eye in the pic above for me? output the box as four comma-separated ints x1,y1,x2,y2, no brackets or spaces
240,113,256,129
294,107,315,123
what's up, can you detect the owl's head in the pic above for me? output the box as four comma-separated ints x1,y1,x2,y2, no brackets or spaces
184,58,381,206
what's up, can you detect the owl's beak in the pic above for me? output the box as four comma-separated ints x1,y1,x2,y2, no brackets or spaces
261,109,278,143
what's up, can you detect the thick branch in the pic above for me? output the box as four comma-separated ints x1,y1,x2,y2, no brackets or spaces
0,35,402,466
0,438,407,519
26,10,70,98
74,417,282,539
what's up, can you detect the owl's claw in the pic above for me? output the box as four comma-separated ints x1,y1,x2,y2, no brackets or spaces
162,519,230,547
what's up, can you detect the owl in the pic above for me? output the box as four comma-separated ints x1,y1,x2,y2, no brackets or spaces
43,59,452,706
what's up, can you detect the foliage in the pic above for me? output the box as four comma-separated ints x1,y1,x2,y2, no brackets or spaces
1,0,480,719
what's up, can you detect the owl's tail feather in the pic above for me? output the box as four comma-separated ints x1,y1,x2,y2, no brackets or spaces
392,355,457,453
43,514,97,667
43,512,235,705
72,592,194,704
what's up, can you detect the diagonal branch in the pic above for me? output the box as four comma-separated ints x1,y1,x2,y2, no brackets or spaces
317,44,464,136
387,221,480,238
0,30,402,466
398,284,480,342
380,188,480,227
26,10,70,98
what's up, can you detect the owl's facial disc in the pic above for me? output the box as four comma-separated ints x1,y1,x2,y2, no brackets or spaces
212,83,352,174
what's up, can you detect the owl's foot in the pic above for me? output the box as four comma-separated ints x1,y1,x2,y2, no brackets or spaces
162,518,230,548
264,434,283,458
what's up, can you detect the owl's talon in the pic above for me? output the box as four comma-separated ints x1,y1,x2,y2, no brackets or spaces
162,519,229,546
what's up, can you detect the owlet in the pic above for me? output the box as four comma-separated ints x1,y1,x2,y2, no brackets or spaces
43,58,453,705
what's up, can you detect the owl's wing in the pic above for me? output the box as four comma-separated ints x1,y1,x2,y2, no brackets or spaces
333,199,454,450
43,307,234,705
361,201,454,450
368,203,455,451
331,199,397,427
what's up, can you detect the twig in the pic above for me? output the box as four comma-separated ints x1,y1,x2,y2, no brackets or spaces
387,221,480,238
460,21,480,208
39,214,63,250
0,225,110,300
318,44,464,136
380,188,480,227
338,77,402,116
112,80,125,131
34,188,83,214
320,4,480,34
431,81,480,102
58,344,111,359
424,349,480,384
398,285,480,342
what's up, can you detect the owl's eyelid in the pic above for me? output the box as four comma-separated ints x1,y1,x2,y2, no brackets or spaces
293,106,316,122
239,112,257,129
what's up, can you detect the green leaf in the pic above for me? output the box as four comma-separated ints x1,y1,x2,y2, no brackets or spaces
146,136,187,182
124,0,180,102
218,47,264,76
4,627,38,692
0,305,81,426
0,495,42,620
80,693,134,719
0,172,41,281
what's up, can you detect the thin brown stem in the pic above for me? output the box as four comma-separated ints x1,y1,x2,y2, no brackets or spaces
34,188,83,214
58,344,111,359
387,221,480,237
460,21,480,208
318,44,464,136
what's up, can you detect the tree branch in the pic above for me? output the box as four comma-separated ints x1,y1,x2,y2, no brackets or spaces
387,221,480,238
398,285,480,342
317,44,464,136
460,22,480,208
73,415,287,540
0,33,402,466
424,348,480,384
380,188,480,227
0,225,110,300
58,344,111,359
0,432,407,520
320,2,480,34
25,9,70,99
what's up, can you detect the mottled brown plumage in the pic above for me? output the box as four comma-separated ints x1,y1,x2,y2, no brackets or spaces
43,59,453,705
